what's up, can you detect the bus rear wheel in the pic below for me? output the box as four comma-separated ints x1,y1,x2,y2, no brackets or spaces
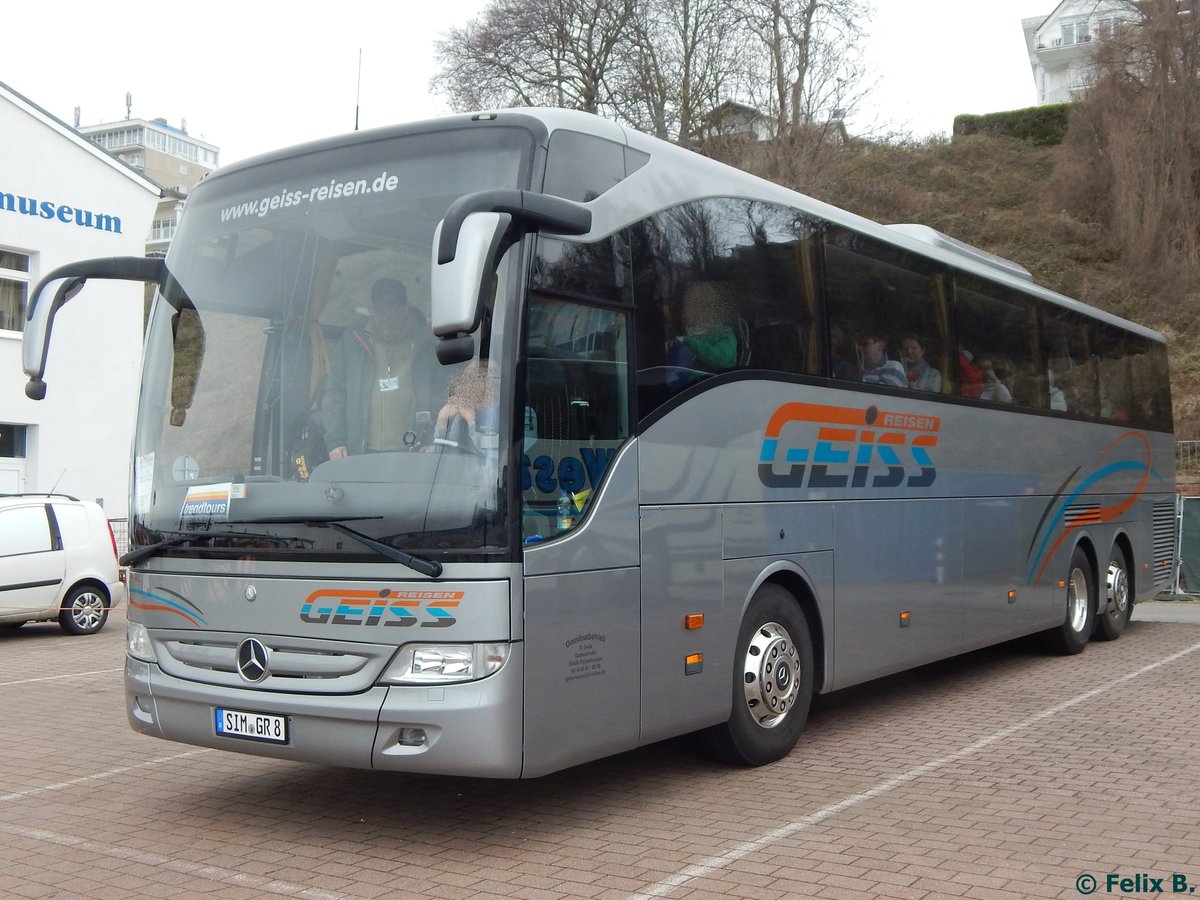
1042,546,1095,655
1095,546,1132,641
707,584,813,766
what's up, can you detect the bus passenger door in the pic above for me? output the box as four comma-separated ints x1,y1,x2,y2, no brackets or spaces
520,294,640,777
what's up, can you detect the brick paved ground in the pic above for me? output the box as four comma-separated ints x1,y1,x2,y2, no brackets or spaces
2,602,1199,900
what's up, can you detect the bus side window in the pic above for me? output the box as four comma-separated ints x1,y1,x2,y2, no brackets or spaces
631,198,820,420
955,274,1044,409
1126,338,1173,431
522,295,631,540
1042,307,1098,416
1095,323,1135,422
823,229,951,395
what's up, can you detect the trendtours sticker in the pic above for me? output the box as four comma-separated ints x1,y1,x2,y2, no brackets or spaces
179,483,242,522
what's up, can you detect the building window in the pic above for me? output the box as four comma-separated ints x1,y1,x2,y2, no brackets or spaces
1061,19,1091,46
150,218,177,242
0,249,30,333
0,423,27,458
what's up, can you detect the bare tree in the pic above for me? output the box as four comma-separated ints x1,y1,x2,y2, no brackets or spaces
1061,0,1200,271
432,0,872,161
611,0,749,144
432,0,637,114
731,0,870,137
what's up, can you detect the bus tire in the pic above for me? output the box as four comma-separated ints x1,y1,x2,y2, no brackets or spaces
1043,546,1095,655
707,583,813,766
1095,545,1132,641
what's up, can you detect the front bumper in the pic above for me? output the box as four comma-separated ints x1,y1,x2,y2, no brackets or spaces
125,643,524,777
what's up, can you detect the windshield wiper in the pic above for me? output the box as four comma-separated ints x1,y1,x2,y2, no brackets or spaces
120,529,310,567
227,516,444,578
323,521,443,577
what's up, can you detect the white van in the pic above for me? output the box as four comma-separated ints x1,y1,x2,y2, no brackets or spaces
0,494,125,635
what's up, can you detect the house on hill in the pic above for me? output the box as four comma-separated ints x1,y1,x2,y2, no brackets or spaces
1022,0,1138,104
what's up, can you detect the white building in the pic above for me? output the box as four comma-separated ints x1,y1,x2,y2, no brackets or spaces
0,80,160,516
1023,0,1138,104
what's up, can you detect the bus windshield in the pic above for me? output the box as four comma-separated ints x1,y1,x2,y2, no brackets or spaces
130,126,533,562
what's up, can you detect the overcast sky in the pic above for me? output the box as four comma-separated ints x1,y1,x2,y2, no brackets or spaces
6,1,1042,166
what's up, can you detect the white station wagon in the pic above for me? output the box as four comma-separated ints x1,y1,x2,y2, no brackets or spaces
0,494,125,635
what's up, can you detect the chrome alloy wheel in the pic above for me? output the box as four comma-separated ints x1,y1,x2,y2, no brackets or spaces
741,621,802,729
1106,562,1130,621
1067,566,1090,633
69,590,107,632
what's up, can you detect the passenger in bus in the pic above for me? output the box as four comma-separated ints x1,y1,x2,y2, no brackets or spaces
830,326,859,380
665,282,738,372
958,349,984,398
319,277,438,458
1056,364,1098,417
900,334,942,392
857,329,907,388
1048,371,1068,411
977,356,1013,403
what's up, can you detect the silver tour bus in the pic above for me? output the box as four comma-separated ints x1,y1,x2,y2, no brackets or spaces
22,109,1176,777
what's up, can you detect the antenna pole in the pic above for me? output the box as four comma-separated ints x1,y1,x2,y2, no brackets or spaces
355,49,362,131
48,468,66,495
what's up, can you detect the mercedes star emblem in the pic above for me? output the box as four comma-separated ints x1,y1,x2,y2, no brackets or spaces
236,638,270,683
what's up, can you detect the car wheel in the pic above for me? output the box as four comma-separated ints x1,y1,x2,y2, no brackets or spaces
58,585,109,635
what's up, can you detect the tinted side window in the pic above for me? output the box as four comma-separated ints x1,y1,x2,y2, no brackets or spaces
1095,323,1135,423
955,274,1043,408
543,131,628,203
522,297,631,541
824,230,951,395
1042,306,1099,417
0,505,53,556
533,235,629,306
1127,335,1173,432
630,198,822,419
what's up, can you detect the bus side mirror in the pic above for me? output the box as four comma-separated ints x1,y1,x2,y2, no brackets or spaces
429,189,592,365
430,212,512,365
22,256,165,399
22,277,84,399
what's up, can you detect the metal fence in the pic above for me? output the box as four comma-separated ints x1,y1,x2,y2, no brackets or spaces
1181,441,1200,475
109,517,130,558
1179,498,1200,595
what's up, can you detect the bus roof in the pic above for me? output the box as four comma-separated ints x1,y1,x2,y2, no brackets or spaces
202,107,1165,345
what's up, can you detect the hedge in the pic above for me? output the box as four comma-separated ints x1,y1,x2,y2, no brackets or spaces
952,104,1070,146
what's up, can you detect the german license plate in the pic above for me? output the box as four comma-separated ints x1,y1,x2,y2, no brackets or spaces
214,707,288,743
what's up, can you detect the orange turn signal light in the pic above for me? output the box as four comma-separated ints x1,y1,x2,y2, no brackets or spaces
684,614,705,630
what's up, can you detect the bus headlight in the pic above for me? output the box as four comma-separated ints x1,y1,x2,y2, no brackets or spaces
380,643,509,685
126,622,157,662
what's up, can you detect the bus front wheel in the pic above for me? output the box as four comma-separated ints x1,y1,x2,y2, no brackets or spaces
1043,546,1095,655
707,584,813,766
